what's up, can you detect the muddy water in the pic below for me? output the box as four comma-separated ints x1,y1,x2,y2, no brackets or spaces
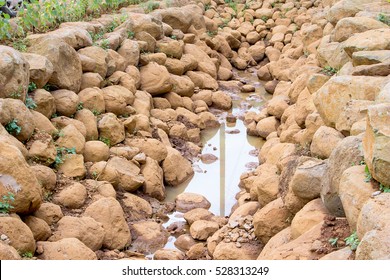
162,69,272,250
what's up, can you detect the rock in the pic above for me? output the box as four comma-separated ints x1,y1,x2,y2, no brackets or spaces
253,173,279,207
29,89,56,119
154,249,185,260
256,116,280,139
141,157,165,200
253,198,292,244
327,0,360,24
56,124,85,154
56,154,86,178
98,113,125,146
320,247,353,260
78,87,105,114
53,182,87,209
80,72,104,90
176,193,211,213
352,61,390,76
0,216,35,254
101,85,134,115
0,242,21,260
190,220,219,241
313,75,389,127
186,243,208,260
28,133,56,165
31,111,57,135
37,238,97,260
213,241,262,260
343,28,390,57
260,222,323,260
130,221,169,254
183,208,214,226
84,180,116,202
23,53,53,88
140,62,173,95
162,147,194,186
156,38,184,59
0,142,42,214
74,109,98,141
290,158,327,200
339,165,376,230
184,44,217,78
310,126,344,159
78,46,108,78
230,202,260,221
335,100,374,134
121,193,152,221
356,227,390,260
23,216,51,241
352,50,390,66
170,74,195,97
186,71,219,90
117,39,140,66
257,227,292,259
321,136,364,216
84,197,131,250
28,37,82,92
49,216,104,251
125,138,167,163
316,36,350,69
174,234,197,251
363,103,390,187
0,46,29,100
83,141,110,162
291,199,329,240
332,17,388,43
33,202,63,226
267,96,289,119
52,89,80,117
0,98,35,142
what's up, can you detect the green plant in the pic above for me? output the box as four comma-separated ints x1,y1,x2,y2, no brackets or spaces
91,109,101,116
128,31,135,39
204,4,211,11
328,237,338,247
28,82,37,93
99,136,111,147
364,165,372,182
380,183,390,193
12,38,28,52
261,16,269,22
55,147,76,166
206,30,218,37
0,192,15,214
170,34,177,40
21,252,34,258
43,191,53,202
141,0,159,13
25,97,37,109
5,119,22,135
378,13,390,26
345,231,359,251
77,102,84,111
322,66,338,76
97,39,110,50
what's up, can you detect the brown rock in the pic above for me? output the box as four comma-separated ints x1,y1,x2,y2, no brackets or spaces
310,126,344,159
74,109,98,141
98,113,125,146
78,87,105,115
55,124,85,154
343,28,390,57
53,182,87,209
23,53,53,88
78,46,108,78
0,242,21,260
183,208,214,226
356,227,390,260
154,249,185,260
49,216,104,251
56,154,86,178
80,72,104,90
84,197,131,250
23,216,51,241
0,216,36,254
141,157,165,200
174,234,197,251
121,193,152,221
29,165,56,191
125,138,167,163
33,202,63,226
37,238,97,260
29,89,56,119
190,220,219,241
130,221,169,254
140,62,173,95
101,85,134,115
117,39,140,66
83,141,110,162
213,241,262,260
176,193,211,213
162,147,194,186
256,116,280,139
257,227,292,259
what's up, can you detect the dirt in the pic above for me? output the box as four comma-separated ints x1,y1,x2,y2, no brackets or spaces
316,215,354,258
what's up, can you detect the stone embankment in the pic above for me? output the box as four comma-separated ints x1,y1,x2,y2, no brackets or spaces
1,0,390,260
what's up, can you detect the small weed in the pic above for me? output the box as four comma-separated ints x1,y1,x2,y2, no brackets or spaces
128,31,135,39
55,147,76,166
99,136,111,147
25,97,37,110
322,66,338,76
8,91,21,99
91,109,101,116
364,165,372,183
379,183,390,193
0,192,15,214
28,82,37,93
261,16,269,22
345,231,359,251
12,38,28,52
204,4,211,11
378,13,390,26
91,171,98,180
98,39,110,50
106,20,119,33
51,113,58,119
43,84,55,91
170,35,177,40
141,0,159,13
21,252,34,258
77,102,84,111
43,191,53,202
328,237,339,247
5,119,22,135
206,30,218,37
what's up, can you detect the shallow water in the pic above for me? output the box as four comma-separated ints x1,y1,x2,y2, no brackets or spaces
162,69,272,250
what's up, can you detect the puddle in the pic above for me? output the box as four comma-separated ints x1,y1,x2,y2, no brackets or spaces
162,68,272,250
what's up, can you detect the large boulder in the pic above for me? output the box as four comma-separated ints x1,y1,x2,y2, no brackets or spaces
0,98,35,142
356,227,390,260
37,238,97,260
0,142,42,214
140,62,173,95
28,37,82,93
321,136,364,216
78,46,108,79
125,138,167,163
176,192,211,213
83,197,131,250
363,103,390,187
97,113,125,146
184,44,217,79
310,126,344,159
162,147,194,186
316,36,351,69
313,75,389,127
117,39,140,66
0,216,36,254
49,216,105,251
141,157,165,200
130,221,169,254
0,46,29,100
23,53,53,89
343,29,390,57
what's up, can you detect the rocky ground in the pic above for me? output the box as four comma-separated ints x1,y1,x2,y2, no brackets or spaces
1,0,390,260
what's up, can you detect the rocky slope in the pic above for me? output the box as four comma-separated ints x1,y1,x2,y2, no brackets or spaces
1,0,390,260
